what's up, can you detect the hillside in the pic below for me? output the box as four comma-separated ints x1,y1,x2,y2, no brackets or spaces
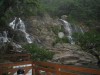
0,0,100,68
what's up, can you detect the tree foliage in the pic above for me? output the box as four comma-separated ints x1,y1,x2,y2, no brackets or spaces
40,0,100,25
73,31,100,67
0,0,39,16
0,0,39,30
23,44,54,61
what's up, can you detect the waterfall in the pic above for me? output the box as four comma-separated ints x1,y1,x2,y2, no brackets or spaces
9,18,33,44
9,17,16,29
80,27,84,34
59,19,75,45
0,31,9,44
12,42,22,48
18,18,32,43
3,31,9,43
73,24,84,34
59,18,85,45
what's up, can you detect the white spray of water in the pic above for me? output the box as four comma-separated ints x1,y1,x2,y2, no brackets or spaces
80,27,84,34
18,18,32,43
12,42,22,48
9,18,16,29
9,18,33,43
0,31,9,43
3,31,9,43
60,19,75,45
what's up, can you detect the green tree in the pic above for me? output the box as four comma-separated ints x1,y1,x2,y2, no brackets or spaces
0,0,39,30
73,31,100,67
40,0,100,26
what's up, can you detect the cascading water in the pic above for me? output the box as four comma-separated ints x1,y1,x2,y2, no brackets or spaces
59,19,75,45
18,18,32,43
79,27,84,34
12,42,22,49
9,17,16,29
0,31,9,44
3,31,9,43
73,24,84,34
59,18,85,45
9,18,33,44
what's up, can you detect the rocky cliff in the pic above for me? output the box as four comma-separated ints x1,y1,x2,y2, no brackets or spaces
25,14,97,67
0,14,98,68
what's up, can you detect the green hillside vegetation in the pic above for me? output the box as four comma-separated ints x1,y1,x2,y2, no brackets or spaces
73,31,100,67
39,0,100,27
0,0,100,66
39,0,100,66
23,44,54,61
0,0,39,31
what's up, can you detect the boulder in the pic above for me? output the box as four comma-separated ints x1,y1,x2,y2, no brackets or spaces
48,43,98,67
61,15,68,20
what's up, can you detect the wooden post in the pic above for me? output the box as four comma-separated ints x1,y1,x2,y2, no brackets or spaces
35,68,41,75
33,64,41,75
55,65,60,75
32,63,34,75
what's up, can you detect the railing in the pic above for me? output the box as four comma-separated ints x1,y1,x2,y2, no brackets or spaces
0,61,32,75
33,61,100,75
0,61,100,75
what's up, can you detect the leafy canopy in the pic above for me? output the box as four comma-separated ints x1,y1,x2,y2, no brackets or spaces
0,0,39,17
0,0,39,30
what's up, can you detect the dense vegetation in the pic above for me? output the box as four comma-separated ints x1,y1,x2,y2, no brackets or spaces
23,44,54,61
0,0,40,61
39,0,100,28
39,0,100,66
73,31,100,67
0,0,39,31
0,0,100,66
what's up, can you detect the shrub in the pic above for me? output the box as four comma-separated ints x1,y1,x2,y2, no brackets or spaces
73,31,100,67
23,44,54,61
52,36,69,46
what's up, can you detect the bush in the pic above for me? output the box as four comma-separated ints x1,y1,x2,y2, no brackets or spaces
52,36,69,46
73,31,100,67
23,44,54,61
51,26,61,35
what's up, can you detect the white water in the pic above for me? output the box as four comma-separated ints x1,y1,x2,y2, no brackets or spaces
3,31,9,43
80,27,84,34
9,18,33,43
9,17,16,29
0,30,22,49
60,19,75,44
0,31,9,43
18,18,32,43
12,42,22,48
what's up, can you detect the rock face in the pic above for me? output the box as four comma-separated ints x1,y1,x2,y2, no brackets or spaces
0,14,97,67
25,15,98,67
47,44,97,67
50,43,97,67
61,15,68,20
27,14,61,47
